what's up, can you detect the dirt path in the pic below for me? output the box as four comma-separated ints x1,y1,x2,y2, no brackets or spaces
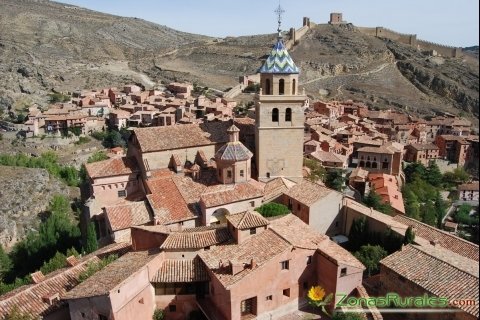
96,61,156,87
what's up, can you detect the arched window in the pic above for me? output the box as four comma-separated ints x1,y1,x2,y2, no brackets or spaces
265,79,271,95
279,79,285,95
366,161,371,168
372,162,378,169
359,161,365,167
272,108,279,122
292,79,296,95
285,108,292,122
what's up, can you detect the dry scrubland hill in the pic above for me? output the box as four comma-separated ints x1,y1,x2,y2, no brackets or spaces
0,0,478,122
0,0,210,109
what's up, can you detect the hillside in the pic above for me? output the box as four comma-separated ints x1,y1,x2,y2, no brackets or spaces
0,0,478,122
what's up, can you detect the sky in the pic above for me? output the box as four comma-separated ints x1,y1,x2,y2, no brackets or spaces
59,0,479,47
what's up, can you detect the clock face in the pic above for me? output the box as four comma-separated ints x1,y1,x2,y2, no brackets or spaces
267,158,285,174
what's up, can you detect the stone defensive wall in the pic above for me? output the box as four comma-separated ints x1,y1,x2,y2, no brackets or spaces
356,26,463,58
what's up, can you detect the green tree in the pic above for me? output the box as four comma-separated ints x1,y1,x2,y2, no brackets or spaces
103,130,126,148
403,226,415,245
426,162,443,186
153,309,165,320
404,162,427,183
348,218,369,252
325,169,345,191
434,191,446,228
363,189,393,215
403,187,421,220
87,151,109,163
0,245,12,281
40,251,66,274
421,200,437,226
354,245,388,276
255,203,290,217
443,168,470,187
303,158,326,183
84,222,98,254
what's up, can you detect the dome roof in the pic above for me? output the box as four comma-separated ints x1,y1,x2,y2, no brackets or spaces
215,142,253,162
258,39,299,74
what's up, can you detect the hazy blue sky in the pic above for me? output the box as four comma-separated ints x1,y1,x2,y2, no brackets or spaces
59,0,479,47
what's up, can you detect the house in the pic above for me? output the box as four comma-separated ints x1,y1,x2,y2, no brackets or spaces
356,143,403,176
435,135,471,166
378,244,478,320
367,173,405,215
281,180,344,236
307,150,348,169
404,143,440,165
458,182,479,201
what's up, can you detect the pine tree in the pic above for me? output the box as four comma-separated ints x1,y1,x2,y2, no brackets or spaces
84,222,98,254
0,245,12,281
403,226,415,245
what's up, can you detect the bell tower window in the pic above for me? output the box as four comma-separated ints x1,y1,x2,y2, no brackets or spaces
265,79,271,95
292,79,296,95
279,79,285,95
285,108,292,122
272,108,279,122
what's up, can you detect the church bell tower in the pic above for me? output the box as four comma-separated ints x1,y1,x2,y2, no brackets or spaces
255,5,306,182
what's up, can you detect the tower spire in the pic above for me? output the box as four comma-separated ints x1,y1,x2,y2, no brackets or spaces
274,2,285,38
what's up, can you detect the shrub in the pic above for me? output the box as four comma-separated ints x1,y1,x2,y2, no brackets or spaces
255,202,290,217
354,245,388,276
153,309,165,320
87,151,109,163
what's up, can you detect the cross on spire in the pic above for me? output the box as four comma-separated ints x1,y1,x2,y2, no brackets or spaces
275,3,285,37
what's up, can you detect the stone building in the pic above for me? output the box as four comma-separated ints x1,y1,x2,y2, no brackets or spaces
255,35,306,182
404,143,440,165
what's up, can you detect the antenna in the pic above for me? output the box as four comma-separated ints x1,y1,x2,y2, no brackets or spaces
274,2,285,37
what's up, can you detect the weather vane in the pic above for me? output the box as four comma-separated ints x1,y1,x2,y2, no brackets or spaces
275,2,285,36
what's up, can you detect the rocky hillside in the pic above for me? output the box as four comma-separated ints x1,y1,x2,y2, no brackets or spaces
0,166,73,249
0,0,478,122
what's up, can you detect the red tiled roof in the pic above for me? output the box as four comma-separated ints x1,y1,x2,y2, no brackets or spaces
407,143,439,151
146,177,197,224
458,182,479,191
284,180,335,206
380,245,478,317
64,251,159,300
152,258,209,283
160,226,232,249
85,157,139,179
133,122,230,152
393,215,479,261
0,256,101,318
269,214,327,250
200,182,264,208
226,211,269,230
104,201,151,231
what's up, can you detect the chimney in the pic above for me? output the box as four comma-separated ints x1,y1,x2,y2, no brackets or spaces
250,258,256,269
42,292,60,305
430,239,440,247
31,271,45,284
66,255,78,267
229,260,244,276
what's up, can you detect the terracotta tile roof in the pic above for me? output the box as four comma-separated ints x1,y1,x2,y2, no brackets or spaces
132,122,230,152
458,182,479,191
263,178,291,202
284,180,335,206
152,258,209,283
85,157,139,179
368,173,405,214
317,240,365,270
0,256,101,318
407,143,439,151
146,177,197,225
200,181,264,208
226,211,269,230
199,229,291,288
64,250,159,300
380,245,478,317
104,201,151,231
358,145,395,154
393,215,479,261
268,214,327,250
309,150,346,164
160,226,232,249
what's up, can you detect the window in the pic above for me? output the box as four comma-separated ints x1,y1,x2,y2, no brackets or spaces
205,246,211,250
169,305,177,312
227,170,232,178
307,256,312,265
266,172,271,178
266,295,273,301
372,162,378,169
250,201,255,207
279,79,285,95
117,190,126,197
218,169,222,177
272,108,279,122
283,288,290,297
303,282,308,289
280,260,289,270
240,169,244,177
285,108,292,122
340,268,347,277
265,79,271,95
250,228,256,235
240,298,255,316
292,79,296,95
382,161,389,169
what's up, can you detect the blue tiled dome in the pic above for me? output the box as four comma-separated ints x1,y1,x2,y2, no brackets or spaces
258,39,299,74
